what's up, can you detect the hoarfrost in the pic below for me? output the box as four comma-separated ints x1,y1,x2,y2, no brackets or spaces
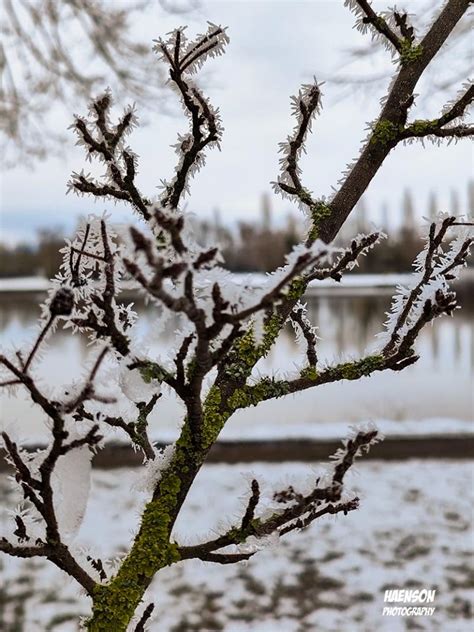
133,444,176,494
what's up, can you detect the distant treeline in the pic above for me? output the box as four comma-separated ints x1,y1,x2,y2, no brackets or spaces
0,219,445,278
1,184,472,278
0,229,63,278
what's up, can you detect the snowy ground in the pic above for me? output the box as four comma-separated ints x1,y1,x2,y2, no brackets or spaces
1,460,473,632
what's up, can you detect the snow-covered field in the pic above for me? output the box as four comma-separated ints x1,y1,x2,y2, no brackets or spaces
1,459,473,631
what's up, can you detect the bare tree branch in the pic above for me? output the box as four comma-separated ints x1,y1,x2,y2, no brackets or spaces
154,26,228,209
353,0,403,52
316,0,471,243
179,428,378,562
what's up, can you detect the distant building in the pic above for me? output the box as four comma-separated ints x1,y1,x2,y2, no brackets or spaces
427,192,438,222
261,192,272,231
401,189,418,236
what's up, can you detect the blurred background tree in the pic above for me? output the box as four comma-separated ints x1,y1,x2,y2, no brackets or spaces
0,0,198,167
4,1,469,170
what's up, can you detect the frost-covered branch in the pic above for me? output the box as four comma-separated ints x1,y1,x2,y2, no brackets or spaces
68,93,151,219
290,303,318,367
217,245,328,325
154,24,229,209
307,231,382,282
437,83,474,126
405,125,473,139
233,217,471,409
134,603,155,632
0,422,99,594
0,539,48,559
381,217,472,356
347,1,404,53
0,274,121,595
69,219,131,356
179,427,380,562
401,82,473,141
273,82,321,210
315,0,471,244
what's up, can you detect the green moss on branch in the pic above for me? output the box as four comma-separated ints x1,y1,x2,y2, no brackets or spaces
404,119,439,137
87,468,182,630
370,119,400,147
308,201,332,241
400,40,423,65
86,424,203,630
325,355,385,380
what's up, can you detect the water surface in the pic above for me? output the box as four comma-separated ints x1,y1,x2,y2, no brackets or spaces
1,289,472,441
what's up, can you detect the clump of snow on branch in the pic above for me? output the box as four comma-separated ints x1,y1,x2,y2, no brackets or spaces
133,444,176,494
237,532,280,555
119,363,162,403
53,445,93,540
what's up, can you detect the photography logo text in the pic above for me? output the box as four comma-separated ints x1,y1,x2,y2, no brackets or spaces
382,589,436,617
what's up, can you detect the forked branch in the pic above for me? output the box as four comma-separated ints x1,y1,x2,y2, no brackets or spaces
0,6,472,630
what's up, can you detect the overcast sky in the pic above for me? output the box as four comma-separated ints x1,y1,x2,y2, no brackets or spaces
1,0,472,245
